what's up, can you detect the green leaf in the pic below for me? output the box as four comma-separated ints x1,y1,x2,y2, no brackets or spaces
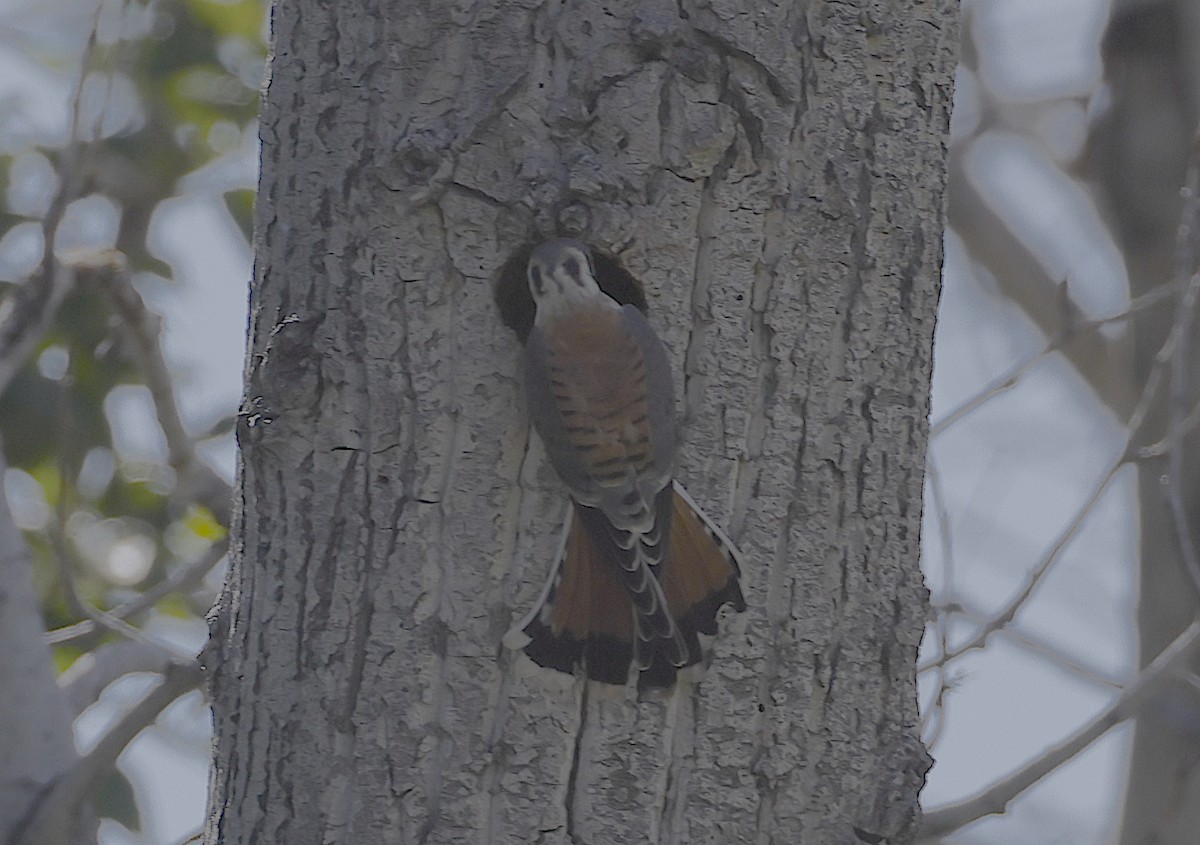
186,504,227,541
155,593,194,618
28,460,63,507
91,769,141,832
53,644,85,673
224,188,255,241
189,0,265,43
0,368,61,468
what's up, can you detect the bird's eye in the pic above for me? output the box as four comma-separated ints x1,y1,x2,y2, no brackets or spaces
563,257,582,284
529,265,545,296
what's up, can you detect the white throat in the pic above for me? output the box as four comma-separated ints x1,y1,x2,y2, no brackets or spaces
527,240,621,326
533,285,618,325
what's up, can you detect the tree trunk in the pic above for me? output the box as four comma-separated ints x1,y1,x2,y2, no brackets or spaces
0,449,94,845
206,1,957,843
1091,3,1200,843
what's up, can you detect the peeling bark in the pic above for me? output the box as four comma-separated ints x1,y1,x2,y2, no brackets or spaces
207,1,957,843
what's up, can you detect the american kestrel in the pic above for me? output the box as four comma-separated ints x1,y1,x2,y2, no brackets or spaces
509,238,745,688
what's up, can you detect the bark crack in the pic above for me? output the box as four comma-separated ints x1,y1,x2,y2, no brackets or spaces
564,681,590,844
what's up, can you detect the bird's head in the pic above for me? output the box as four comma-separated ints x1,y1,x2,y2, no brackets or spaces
527,239,612,321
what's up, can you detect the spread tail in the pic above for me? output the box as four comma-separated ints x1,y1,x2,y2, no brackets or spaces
508,482,746,688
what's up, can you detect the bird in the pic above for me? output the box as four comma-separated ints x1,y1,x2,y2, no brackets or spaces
508,238,746,689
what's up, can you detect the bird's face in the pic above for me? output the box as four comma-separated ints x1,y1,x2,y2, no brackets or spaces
527,240,608,321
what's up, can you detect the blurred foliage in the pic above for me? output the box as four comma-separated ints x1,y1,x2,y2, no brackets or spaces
92,768,141,832
0,0,265,836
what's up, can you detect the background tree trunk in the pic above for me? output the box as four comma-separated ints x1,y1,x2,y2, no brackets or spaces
1091,3,1200,843
206,1,957,842
0,450,94,845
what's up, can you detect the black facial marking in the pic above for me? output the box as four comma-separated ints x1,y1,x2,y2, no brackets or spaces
563,256,582,284
529,264,546,296
494,242,648,345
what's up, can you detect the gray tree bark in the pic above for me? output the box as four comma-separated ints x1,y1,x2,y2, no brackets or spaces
206,1,957,843
1091,3,1200,843
0,448,94,845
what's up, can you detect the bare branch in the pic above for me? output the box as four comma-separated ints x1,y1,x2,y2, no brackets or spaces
57,640,175,716
46,504,195,664
1135,399,1200,459
921,620,1200,838
45,539,226,646
917,460,1123,672
94,266,232,523
1165,270,1200,594
0,11,101,397
919,459,956,748
930,341,1046,437
926,601,1124,690
13,661,204,845
924,246,1199,673
1164,134,1200,596
931,281,1176,437
0,448,79,845
946,149,1134,419
1180,671,1200,694
0,262,76,398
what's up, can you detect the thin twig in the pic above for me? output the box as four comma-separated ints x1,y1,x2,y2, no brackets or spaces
923,271,1185,674
1135,400,1200,459
1166,271,1200,594
52,556,195,663
0,9,102,396
46,495,195,664
921,620,1200,837
926,601,1124,690
95,266,233,523
167,830,204,845
45,539,227,646
917,460,1123,672
58,640,176,716
931,345,1047,437
930,281,1176,437
919,459,956,746
13,661,205,845
1165,133,1200,596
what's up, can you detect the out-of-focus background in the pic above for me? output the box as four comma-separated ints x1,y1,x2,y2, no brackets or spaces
1,1,1196,843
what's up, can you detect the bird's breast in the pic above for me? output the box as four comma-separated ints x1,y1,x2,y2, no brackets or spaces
542,306,655,483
